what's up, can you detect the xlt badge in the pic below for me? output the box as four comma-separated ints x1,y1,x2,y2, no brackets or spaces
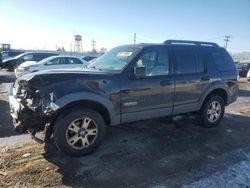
124,101,138,107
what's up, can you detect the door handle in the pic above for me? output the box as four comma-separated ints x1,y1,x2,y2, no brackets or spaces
160,80,171,85
201,76,210,81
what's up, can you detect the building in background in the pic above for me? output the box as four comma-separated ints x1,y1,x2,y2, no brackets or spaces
0,43,11,52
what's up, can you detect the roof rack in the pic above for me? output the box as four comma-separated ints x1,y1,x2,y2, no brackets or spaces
164,40,219,47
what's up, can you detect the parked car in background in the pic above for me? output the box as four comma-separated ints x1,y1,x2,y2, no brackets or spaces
247,69,250,81
8,40,238,157
15,55,88,77
0,50,25,68
1,52,58,70
237,62,250,77
82,55,98,62
88,57,97,64
1,50,26,60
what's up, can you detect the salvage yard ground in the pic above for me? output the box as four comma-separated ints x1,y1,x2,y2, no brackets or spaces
0,72,250,187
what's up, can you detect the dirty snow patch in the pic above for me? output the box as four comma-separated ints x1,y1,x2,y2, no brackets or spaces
0,134,32,152
182,152,250,188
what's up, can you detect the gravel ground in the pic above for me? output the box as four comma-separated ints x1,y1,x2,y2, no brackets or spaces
0,73,250,187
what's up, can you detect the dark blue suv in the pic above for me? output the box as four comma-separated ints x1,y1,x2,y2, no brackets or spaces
8,40,238,156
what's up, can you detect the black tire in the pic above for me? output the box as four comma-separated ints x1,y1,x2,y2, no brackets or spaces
54,108,106,157
197,95,225,128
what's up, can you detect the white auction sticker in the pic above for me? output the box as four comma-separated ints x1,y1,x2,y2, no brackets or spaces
117,52,133,57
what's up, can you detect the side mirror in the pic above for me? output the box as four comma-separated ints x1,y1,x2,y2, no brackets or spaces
134,66,146,79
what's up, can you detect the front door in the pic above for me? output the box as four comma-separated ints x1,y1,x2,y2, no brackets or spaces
120,46,175,123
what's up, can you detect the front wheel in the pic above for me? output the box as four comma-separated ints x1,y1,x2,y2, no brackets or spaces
54,108,106,157
197,95,225,128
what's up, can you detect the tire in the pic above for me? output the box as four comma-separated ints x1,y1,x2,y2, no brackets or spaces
54,108,106,157
197,95,225,128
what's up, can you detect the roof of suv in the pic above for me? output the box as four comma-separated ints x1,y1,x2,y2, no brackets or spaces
120,40,221,49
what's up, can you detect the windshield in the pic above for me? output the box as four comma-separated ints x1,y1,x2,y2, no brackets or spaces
88,46,140,72
14,52,29,59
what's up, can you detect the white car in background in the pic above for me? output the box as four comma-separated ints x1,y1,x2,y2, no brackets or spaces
247,69,250,81
15,55,88,78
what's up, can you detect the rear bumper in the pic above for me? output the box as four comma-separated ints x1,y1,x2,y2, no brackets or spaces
227,94,238,105
227,84,239,105
8,83,46,133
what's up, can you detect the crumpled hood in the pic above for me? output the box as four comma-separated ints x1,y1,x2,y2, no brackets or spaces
29,67,107,75
17,68,113,90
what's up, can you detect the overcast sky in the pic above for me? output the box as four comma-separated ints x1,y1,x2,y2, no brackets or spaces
0,0,250,53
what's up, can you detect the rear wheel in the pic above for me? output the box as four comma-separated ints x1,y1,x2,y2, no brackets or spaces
54,108,106,157
197,95,225,128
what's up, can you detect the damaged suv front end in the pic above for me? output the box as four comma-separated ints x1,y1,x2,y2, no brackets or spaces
8,68,115,146
8,74,59,135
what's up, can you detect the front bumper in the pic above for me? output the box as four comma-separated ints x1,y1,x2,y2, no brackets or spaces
8,83,46,133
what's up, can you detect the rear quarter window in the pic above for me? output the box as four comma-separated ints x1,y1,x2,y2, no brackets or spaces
209,48,235,71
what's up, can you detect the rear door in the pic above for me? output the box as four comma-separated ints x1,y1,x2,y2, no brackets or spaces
172,46,210,114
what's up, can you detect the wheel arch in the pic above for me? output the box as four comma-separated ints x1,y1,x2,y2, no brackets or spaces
55,99,111,126
51,92,120,126
199,87,228,110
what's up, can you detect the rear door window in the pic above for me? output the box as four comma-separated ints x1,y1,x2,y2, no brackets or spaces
173,47,196,74
46,57,60,65
193,48,205,73
58,58,68,64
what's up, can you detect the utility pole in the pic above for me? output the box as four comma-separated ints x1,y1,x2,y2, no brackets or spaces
133,33,137,44
70,43,72,55
91,39,96,52
224,35,231,49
